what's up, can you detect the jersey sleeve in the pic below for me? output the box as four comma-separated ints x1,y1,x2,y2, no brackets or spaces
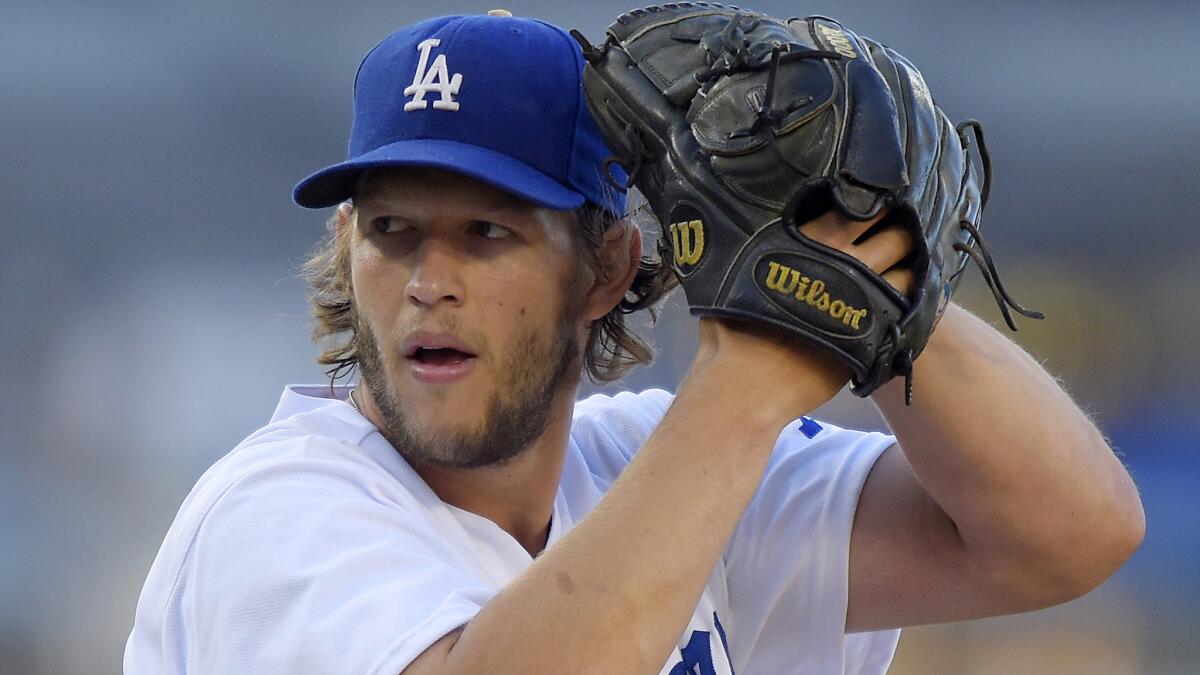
160,447,493,675
723,419,901,674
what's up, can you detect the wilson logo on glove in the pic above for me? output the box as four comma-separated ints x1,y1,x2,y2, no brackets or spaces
759,258,869,331
669,219,705,269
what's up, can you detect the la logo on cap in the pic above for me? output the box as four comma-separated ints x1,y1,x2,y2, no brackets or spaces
403,38,463,111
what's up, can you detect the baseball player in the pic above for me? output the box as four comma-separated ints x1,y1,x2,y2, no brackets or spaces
125,9,1144,674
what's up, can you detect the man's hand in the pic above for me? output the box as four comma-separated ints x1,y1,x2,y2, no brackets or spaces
797,210,916,300
694,208,917,414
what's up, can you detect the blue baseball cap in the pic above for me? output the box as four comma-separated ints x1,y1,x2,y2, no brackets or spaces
293,13,626,215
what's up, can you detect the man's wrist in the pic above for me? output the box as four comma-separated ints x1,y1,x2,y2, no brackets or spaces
688,318,850,423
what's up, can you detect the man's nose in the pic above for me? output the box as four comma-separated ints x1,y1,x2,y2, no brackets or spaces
404,238,465,307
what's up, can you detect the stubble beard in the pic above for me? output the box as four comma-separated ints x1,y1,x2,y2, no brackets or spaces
354,294,584,470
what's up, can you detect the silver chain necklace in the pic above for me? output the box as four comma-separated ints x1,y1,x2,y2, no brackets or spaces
347,387,362,414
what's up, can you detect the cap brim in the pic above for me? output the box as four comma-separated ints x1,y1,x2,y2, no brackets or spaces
292,139,586,210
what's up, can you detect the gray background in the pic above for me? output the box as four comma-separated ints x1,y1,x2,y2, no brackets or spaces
2,1,1197,673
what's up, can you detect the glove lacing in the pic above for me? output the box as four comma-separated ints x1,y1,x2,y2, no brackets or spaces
951,120,1044,332
683,15,846,174
891,122,1042,404
724,43,842,146
600,124,653,191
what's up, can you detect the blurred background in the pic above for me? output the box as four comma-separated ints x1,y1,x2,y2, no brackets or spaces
2,0,1196,673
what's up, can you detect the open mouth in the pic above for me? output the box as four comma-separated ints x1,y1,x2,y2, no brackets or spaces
402,332,479,383
409,347,475,366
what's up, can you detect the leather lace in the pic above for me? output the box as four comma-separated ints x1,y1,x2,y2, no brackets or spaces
952,121,1044,332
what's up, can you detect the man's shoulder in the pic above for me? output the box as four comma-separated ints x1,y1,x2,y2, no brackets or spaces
206,390,378,491
163,387,415,564
566,388,893,487
127,388,467,674
570,388,675,451
572,388,674,425
567,388,675,486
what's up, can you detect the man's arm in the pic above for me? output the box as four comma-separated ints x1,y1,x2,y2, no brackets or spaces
846,304,1145,632
407,320,850,674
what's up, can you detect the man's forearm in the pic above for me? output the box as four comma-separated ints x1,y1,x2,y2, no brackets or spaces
430,322,844,674
873,304,1145,602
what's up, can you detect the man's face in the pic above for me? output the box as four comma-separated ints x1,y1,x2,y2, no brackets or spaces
348,167,587,469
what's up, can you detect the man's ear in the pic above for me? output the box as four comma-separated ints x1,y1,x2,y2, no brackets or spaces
583,219,642,322
334,202,354,235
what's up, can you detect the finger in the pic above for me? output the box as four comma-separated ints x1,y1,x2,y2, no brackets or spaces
852,223,915,274
797,209,888,250
882,267,915,298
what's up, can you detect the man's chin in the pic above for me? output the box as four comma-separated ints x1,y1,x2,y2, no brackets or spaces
392,387,488,427
385,404,480,442
390,427,517,470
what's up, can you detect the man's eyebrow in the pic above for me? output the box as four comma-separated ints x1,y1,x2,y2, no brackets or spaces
353,194,549,231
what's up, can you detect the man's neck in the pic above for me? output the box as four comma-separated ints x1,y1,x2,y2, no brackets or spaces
412,392,576,557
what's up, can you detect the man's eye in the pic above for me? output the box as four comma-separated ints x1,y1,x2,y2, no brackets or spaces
372,217,411,235
472,221,512,239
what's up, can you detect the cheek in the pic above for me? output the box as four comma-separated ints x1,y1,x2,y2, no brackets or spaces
350,248,407,317
349,244,384,290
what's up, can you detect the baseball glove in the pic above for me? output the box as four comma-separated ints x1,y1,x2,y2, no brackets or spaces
572,3,1041,401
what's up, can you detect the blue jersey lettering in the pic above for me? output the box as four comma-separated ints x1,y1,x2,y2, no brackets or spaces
798,416,823,438
668,612,734,675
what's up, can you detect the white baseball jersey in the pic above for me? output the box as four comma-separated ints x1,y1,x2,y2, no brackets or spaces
125,385,900,674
